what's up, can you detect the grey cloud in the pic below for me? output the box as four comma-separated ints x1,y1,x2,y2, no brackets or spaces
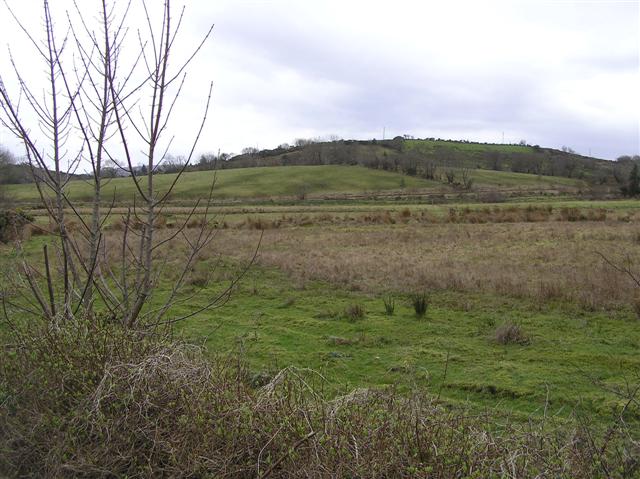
1,1,637,160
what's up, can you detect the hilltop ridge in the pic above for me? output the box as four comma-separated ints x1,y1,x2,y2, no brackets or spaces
201,137,618,186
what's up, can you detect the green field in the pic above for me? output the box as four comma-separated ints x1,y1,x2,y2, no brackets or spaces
404,138,536,155
173,259,638,424
470,169,583,187
4,164,589,205
4,165,433,203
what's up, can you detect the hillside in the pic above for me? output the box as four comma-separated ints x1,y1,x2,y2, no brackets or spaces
215,137,617,185
0,162,89,185
5,164,591,206
4,165,437,204
1,138,624,194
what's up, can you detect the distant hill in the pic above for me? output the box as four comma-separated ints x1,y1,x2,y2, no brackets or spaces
212,138,616,186
0,162,89,185
1,137,625,190
4,137,634,203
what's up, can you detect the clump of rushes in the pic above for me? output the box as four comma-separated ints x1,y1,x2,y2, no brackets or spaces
383,295,395,316
411,292,429,318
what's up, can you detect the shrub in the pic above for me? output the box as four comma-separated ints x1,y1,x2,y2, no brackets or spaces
383,295,395,316
559,207,582,222
246,216,280,230
538,281,565,301
480,191,506,203
343,303,366,321
411,292,429,317
0,209,33,242
493,321,531,345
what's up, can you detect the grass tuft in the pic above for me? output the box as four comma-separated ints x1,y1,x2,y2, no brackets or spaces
493,321,531,345
383,294,395,316
343,303,366,321
411,292,429,317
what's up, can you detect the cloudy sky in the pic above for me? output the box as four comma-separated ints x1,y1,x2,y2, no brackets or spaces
0,0,638,163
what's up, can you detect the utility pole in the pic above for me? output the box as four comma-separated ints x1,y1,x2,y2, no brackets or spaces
382,126,386,140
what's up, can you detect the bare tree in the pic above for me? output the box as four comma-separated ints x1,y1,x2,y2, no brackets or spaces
0,1,254,329
444,168,456,185
422,160,438,180
460,168,473,190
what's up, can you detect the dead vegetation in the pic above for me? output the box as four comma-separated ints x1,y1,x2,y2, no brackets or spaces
206,221,640,310
493,322,531,345
225,205,617,229
343,303,366,321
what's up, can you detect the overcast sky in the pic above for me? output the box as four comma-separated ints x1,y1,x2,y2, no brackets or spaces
0,0,638,163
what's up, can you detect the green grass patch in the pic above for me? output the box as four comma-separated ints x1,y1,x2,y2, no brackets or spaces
470,169,583,188
404,138,536,154
5,164,589,206
170,262,640,426
5,165,436,203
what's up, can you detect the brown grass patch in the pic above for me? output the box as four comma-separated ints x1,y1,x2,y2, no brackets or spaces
205,221,640,310
493,322,531,345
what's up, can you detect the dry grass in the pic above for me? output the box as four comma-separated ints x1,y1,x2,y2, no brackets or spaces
205,221,640,310
88,215,640,311
343,303,366,321
226,205,615,229
493,322,531,345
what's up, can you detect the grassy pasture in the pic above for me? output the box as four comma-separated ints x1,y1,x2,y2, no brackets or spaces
404,138,536,155
470,169,583,187
4,164,585,205
165,204,639,424
3,165,433,203
139,216,640,424
9,200,639,426
173,264,638,424
20,197,640,233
